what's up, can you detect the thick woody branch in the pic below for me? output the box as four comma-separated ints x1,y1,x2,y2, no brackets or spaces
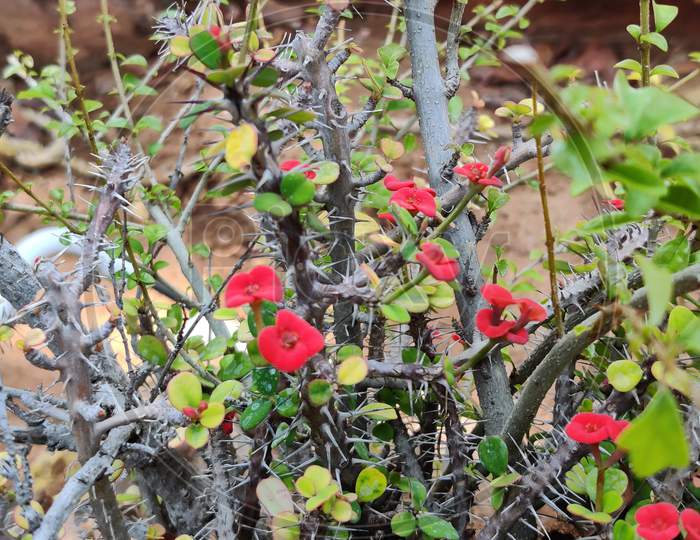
444,0,467,98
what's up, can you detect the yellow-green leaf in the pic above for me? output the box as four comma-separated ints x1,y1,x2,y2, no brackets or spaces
225,123,258,170
337,356,368,385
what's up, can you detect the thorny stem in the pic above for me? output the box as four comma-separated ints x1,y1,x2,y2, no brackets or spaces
532,84,564,337
591,445,606,512
640,0,652,87
238,0,260,65
58,0,98,154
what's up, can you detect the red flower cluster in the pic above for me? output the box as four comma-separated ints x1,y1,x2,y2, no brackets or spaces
416,243,459,281
564,413,629,444
389,187,437,217
454,162,503,187
225,266,282,308
209,25,231,52
281,159,316,180
634,503,700,540
258,310,325,372
475,285,546,344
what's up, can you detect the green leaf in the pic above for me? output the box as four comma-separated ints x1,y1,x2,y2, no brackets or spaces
276,388,300,418
184,424,209,449
653,2,679,32
380,303,411,323
337,356,368,385
490,472,521,488
641,32,668,52
312,161,340,185
121,54,148,67
280,173,316,206
355,467,387,502
584,467,628,501
251,66,279,87
626,24,641,41
210,380,244,403
167,372,202,411
189,31,222,69
308,379,333,407
137,335,168,366
614,59,642,73
254,193,292,218
478,436,509,476
567,503,612,524
606,360,643,393
391,512,416,537
199,402,225,428
397,477,427,508
653,235,690,272
253,367,280,395
394,286,430,313
201,336,228,361
358,402,398,421
650,64,679,78
637,256,673,326
305,483,339,511
615,73,699,139
616,389,690,478
417,514,459,540
239,399,273,431
613,519,636,540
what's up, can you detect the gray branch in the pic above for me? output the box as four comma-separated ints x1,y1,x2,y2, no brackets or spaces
32,426,132,540
500,262,700,454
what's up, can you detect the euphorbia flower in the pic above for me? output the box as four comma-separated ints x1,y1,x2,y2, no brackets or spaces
225,266,283,307
221,411,236,436
416,242,460,281
606,419,630,441
377,212,397,224
454,162,503,187
383,175,415,191
607,198,625,211
476,284,517,339
258,310,325,372
389,187,437,217
280,159,316,180
635,503,680,540
565,413,614,444
681,508,700,540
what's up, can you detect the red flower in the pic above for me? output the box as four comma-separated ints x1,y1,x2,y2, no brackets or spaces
258,310,325,372
477,285,523,342
681,508,700,540
476,309,516,339
565,413,614,444
281,159,316,180
607,199,625,211
415,242,460,281
383,175,415,191
377,212,397,224
635,503,680,540
482,284,516,310
454,162,503,187
389,187,437,217
221,411,236,435
607,419,630,441
225,266,283,307
517,298,547,323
